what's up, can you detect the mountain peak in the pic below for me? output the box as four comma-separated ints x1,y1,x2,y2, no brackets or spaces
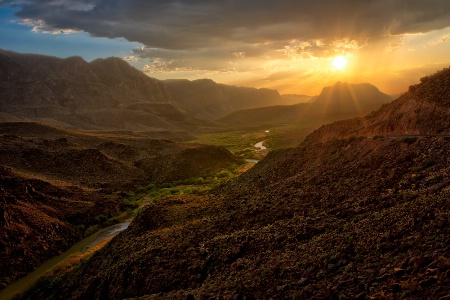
310,82,392,112
305,67,450,143
64,55,86,64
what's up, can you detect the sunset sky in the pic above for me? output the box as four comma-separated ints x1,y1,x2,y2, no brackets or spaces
1,0,450,95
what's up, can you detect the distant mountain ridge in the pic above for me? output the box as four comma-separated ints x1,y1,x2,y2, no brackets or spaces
219,82,393,127
0,50,170,108
310,81,392,111
164,78,305,120
0,49,210,139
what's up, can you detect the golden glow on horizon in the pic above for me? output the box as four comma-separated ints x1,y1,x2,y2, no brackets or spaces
333,56,347,70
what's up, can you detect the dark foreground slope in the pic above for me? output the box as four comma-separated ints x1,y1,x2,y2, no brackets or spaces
32,69,450,299
0,122,239,291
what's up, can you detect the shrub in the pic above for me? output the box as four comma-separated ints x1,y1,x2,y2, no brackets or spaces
94,214,108,223
402,137,417,145
169,188,180,194
424,158,436,168
194,177,204,184
216,170,231,178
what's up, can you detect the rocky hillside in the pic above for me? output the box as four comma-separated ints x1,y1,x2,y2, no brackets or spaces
305,68,450,143
164,79,293,120
0,165,119,291
0,121,240,291
219,82,393,128
0,50,213,138
41,68,450,299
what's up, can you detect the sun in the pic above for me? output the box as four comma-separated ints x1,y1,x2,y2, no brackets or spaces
333,56,347,70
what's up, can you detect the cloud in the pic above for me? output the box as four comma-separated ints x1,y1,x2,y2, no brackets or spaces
20,18,80,34
4,0,450,73
123,55,140,62
431,33,450,46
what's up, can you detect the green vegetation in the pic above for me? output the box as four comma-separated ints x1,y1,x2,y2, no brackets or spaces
83,163,248,239
191,130,267,159
191,125,314,161
133,165,244,205
17,165,249,299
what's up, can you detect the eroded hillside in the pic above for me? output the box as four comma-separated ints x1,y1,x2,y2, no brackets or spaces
36,69,450,299
0,122,240,291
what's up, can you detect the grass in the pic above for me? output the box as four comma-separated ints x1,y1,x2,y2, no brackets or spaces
136,164,247,205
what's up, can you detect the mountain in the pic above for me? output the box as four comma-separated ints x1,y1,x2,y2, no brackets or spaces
164,78,303,120
305,69,450,143
219,82,393,129
0,50,214,139
280,94,312,105
310,82,393,113
218,103,309,126
45,68,450,299
0,121,240,291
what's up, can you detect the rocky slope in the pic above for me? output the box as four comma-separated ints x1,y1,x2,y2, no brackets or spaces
0,165,119,290
304,69,450,143
0,121,240,291
164,79,294,120
38,68,450,299
219,82,393,128
0,50,213,138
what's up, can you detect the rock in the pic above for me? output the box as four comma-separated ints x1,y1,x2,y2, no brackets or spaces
185,294,195,300
393,268,405,277
379,268,388,276
299,277,308,285
419,276,438,288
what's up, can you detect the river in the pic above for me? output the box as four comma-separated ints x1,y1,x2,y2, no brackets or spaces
0,220,131,300
254,141,267,150
1,140,269,298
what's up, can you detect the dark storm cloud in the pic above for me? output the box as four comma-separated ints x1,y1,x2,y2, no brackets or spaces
4,0,450,71
5,0,450,49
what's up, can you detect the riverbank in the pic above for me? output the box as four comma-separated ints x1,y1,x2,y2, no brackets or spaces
0,219,132,300
3,164,254,299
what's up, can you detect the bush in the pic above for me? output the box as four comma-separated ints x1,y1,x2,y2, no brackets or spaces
84,225,99,237
145,183,157,191
216,170,231,178
424,158,435,168
194,177,204,184
402,137,417,145
170,188,180,194
95,214,108,223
